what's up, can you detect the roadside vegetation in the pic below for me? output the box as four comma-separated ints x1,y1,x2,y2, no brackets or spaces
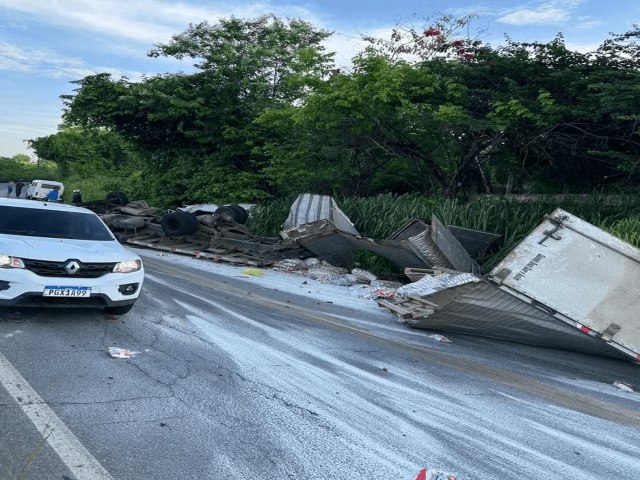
0,154,58,183
247,193,640,278
4,13,639,278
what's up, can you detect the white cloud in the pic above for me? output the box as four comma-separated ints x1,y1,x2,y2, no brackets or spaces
323,32,367,69
0,41,145,80
564,40,601,53
496,1,585,26
497,7,569,26
0,0,320,44
574,20,603,30
0,112,61,155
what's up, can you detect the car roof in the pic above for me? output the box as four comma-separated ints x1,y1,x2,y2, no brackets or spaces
0,197,92,214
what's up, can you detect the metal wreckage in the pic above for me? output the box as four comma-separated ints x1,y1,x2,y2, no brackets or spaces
83,192,640,363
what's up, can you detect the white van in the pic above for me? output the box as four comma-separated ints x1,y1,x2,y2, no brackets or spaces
25,180,65,201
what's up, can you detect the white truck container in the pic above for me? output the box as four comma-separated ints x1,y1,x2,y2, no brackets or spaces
393,208,640,362
489,208,640,361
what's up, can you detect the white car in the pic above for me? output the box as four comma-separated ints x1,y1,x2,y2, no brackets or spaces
0,198,144,314
25,179,65,201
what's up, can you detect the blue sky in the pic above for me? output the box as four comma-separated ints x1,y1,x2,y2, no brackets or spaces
1,0,638,158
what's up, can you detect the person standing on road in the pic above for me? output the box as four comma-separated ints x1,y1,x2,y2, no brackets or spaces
15,180,24,197
46,186,60,202
6,181,14,197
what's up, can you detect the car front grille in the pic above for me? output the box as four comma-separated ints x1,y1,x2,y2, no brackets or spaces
22,259,117,278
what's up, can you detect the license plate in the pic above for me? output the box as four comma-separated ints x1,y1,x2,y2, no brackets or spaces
43,286,91,297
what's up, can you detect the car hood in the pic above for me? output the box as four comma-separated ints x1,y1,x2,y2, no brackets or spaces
2,235,140,262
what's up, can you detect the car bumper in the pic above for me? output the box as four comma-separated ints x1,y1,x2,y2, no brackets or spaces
0,268,144,308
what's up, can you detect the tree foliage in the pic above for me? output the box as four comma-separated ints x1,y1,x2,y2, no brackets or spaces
0,154,57,182
28,15,640,206
49,15,333,205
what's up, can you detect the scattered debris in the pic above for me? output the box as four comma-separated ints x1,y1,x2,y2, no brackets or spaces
107,347,137,359
613,381,635,393
414,467,457,480
282,193,360,235
240,268,264,277
280,214,493,274
428,334,452,343
88,191,494,276
86,192,640,362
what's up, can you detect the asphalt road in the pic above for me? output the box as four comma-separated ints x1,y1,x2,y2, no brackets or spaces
1,251,639,480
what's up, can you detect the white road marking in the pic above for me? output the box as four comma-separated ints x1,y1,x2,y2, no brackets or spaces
0,350,114,479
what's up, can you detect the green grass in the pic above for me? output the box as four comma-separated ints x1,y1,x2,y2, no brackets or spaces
247,193,640,279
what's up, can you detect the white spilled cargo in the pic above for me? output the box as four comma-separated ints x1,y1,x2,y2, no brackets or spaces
391,208,640,362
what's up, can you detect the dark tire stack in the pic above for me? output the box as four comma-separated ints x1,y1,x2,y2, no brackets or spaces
214,205,248,224
106,191,130,206
161,211,199,236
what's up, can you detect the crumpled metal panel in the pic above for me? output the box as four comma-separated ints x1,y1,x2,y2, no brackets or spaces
390,218,500,261
445,225,501,258
389,216,482,273
282,215,484,273
430,216,481,274
403,227,452,268
282,193,360,235
281,219,427,270
389,218,430,240
405,277,629,360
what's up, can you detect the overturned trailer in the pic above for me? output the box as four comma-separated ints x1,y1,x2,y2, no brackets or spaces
281,194,498,274
381,209,640,362
87,197,312,267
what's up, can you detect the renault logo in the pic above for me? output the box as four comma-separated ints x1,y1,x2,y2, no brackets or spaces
64,260,81,274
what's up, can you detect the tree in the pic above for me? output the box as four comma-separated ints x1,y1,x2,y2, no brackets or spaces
257,15,497,198
59,15,334,205
36,14,640,202
473,33,640,191
0,154,58,181
345,17,640,195
28,128,141,176
257,55,469,196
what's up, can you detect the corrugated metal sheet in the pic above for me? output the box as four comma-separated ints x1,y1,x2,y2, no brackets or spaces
430,216,481,274
389,216,482,273
282,193,360,235
404,227,452,268
389,219,430,240
404,277,629,360
390,218,500,260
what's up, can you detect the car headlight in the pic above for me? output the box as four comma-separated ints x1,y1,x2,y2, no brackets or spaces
0,255,25,268
113,259,142,273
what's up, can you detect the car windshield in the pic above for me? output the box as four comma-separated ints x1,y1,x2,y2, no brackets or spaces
0,206,114,241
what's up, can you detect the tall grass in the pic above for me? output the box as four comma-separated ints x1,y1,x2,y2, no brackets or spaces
248,193,640,278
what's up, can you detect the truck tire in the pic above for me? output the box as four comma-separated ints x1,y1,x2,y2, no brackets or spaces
125,200,149,209
161,211,199,236
230,205,249,224
214,205,247,224
106,191,129,206
114,216,146,229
